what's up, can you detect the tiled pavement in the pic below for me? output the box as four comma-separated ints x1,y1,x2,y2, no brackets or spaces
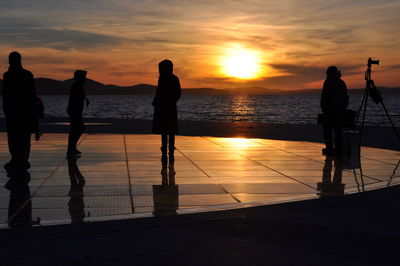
1,133,399,227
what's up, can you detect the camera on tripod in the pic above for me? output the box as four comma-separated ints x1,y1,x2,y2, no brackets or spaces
365,58,382,103
368,58,379,67
355,57,400,148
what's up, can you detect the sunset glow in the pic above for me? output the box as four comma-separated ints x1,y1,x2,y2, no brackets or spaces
220,46,263,79
0,1,399,91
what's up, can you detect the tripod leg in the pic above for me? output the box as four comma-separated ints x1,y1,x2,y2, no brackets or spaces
353,168,360,193
358,85,370,148
360,167,365,192
380,100,400,144
354,87,369,129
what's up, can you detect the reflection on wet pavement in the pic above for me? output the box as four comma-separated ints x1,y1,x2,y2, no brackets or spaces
317,157,345,197
1,133,399,227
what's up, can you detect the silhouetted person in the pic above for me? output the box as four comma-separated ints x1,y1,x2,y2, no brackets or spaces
152,161,178,216
317,156,345,197
152,59,181,162
67,156,86,223
2,51,38,178
5,178,33,228
67,70,89,157
320,66,348,157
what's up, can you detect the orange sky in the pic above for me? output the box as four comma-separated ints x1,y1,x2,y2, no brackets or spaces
0,0,399,90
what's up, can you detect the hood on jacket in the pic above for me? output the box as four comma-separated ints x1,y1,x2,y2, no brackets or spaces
74,70,87,83
8,51,22,70
326,66,340,79
159,59,173,76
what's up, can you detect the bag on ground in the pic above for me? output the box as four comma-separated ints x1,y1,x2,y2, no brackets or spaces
342,130,361,169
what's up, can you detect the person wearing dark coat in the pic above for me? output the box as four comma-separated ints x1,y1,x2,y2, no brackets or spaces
152,59,181,162
320,66,348,157
2,51,38,178
67,70,89,157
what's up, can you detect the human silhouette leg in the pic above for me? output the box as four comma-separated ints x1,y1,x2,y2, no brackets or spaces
6,124,31,177
322,157,332,183
168,134,175,162
161,134,168,161
67,116,84,156
74,127,83,152
68,127,78,155
334,121,343,156
68,128,83,155
19,129,31,173
6,128,18,170
323,124,334,155
5,119,18,168
67,130,75,154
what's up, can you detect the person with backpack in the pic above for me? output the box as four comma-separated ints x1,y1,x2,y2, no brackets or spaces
2,51,38,178
320,66,349,157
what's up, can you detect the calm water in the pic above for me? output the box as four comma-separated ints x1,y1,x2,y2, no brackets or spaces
1,94,399,126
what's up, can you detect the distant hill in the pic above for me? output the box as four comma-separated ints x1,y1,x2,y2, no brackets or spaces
34,78,158,95
0,78,398,95
35,78,227,95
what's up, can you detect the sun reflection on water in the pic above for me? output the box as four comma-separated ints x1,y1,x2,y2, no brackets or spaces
230,95,256,121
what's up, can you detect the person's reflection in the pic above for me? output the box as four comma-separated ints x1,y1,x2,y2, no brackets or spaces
317,156,345,197
152,161,179,216
5,178,33,228
67,156,86,223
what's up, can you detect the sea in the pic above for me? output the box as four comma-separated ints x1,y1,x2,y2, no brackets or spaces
1,93,399,126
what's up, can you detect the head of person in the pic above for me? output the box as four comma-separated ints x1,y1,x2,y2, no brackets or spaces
158,59,173,76
8,51,22,68
326,66,340,78
74,70,87,84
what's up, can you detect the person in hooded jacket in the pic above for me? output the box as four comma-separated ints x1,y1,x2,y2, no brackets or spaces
67,70,89,157
152,59,181,162
320,66,348,157
2,51,37,178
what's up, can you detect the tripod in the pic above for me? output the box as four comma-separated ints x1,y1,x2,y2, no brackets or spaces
353,58,400,146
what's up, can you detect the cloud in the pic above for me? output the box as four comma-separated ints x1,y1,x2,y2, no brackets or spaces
190,63,363,90
0,0,399,89
385,64,400,70
0,19,124,50
270,63,360,78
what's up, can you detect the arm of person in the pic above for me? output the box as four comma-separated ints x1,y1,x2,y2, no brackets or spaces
29,71,40,140
175,76,181,102
1,73,6,114
83,87,90,107
1,73,10,116
27,71,37,110
152,79,161,106
342,80,349,109
1,73,5,96
320,80,328,112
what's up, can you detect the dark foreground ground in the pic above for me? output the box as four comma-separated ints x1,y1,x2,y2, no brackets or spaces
0,185,399,266
1,117,398,151
1,117,400,265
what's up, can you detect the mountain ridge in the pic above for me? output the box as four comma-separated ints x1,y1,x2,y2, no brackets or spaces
0,78,399,95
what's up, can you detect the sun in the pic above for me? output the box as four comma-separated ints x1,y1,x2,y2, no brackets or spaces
220,46,263,79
